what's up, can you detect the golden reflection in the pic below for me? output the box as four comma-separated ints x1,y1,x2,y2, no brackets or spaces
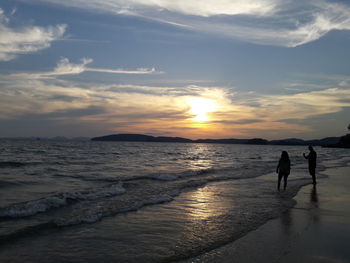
185,186,230,220
187,188,216,219
189,158,213,170
186,144,215,170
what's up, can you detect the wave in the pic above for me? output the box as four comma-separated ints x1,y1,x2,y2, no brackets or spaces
72,167,217,183
120,168,216,182
0,192,180,243
55,178,210,226
0,183,125,218
141,166,266,183
0,179,209,240
70,164,272,186
0,169,318,247
52,165,331,227
144,168,216,181
0,161,41,168
57,193,178,226
0,163,273,221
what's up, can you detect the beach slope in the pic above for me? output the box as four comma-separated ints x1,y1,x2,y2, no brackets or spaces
184,166,350,263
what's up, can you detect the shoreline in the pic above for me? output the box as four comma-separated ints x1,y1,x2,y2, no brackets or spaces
0,146,348,262
182,165,350,263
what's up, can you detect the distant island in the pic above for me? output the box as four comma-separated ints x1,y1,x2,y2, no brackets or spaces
326,133,350,148
0,136,90,141
1,133,348,148
91,133,346,147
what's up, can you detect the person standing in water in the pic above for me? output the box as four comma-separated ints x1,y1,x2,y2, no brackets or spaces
276,151,291,191
303,146,317,185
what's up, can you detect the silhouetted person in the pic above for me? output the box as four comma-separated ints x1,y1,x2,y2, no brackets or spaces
303,146,317,185
276,151,291,191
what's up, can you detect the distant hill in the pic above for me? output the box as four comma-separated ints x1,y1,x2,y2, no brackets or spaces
270,137,340,146
0,136,90,141
1,134,343,146
325,134,350,148
91,133,342,146
195,138,249,144
91,134,192,143
269,138,306,145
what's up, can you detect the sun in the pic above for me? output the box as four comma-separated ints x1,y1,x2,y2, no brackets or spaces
187,97,217,121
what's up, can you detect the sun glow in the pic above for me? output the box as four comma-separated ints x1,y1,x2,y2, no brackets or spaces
187,97,217,121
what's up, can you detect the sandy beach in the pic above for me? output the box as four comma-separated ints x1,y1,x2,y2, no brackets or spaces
183,165,350,263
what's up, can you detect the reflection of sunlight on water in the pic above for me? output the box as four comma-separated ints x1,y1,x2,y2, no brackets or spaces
184,184,236,220
179,183,240,244
187,188,216,220
189,158,214,170
185,144,216,170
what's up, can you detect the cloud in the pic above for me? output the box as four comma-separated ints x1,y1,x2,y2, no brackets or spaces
126,0,278,17
284,73,350,92
53,57,93,75
284,1,350,46
0,8,66,61
52,57,160,75
246,88,350,121
86,67,158,74
163,1,350,47
6,57,161,78
1,64,350,138
32,0,350,47
338,81,349,87
37,0,280,17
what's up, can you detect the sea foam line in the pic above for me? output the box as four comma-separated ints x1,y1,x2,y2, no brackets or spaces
0,183,125,218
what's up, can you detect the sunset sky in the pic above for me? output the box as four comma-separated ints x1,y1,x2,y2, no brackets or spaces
1,0,350,139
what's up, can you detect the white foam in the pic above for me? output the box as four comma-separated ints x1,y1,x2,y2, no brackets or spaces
67,184,126,200
0,183,125,218
0,197,67,217
56,191,181,226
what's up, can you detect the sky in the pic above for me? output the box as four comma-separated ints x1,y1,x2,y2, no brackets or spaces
0,0,350,140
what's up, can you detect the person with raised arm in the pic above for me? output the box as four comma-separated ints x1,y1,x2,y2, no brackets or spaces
304,146,317,185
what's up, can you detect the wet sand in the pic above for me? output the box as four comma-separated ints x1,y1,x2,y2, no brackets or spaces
183,166,350,263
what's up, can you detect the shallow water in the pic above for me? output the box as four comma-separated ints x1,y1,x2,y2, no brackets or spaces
182,165,350,263
0,140,349,262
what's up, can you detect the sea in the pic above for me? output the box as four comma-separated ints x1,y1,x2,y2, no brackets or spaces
0,140,349,262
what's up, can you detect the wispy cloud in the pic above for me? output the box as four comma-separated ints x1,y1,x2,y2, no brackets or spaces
7,57,162,78
32,0,350,47
338,81,349,87
0,8,66,61
126,0,279,17
242,88,350,121
281,73,350,92
37,0,280,17
86,67,159,74
52,57,93,75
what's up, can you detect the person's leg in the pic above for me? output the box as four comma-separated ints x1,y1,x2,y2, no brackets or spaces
311,171,316,184
283,174,288,190
310,167,316,184
278,173,282,190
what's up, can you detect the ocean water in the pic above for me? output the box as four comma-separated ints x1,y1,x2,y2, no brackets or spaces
0,140,349,262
